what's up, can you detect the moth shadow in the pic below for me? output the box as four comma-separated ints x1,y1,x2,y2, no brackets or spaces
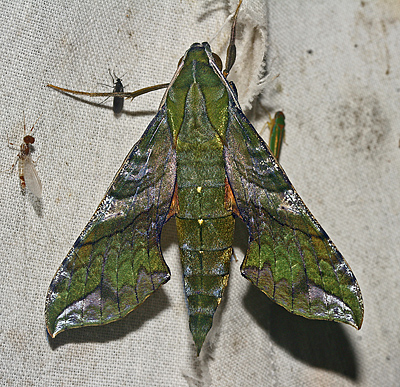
243,285,360,380
160,217,178,252
47,287,170,350
198,2,226,24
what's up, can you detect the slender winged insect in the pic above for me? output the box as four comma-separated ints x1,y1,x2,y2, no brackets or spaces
111,73,124,114
46,0,363,355
8,115,42,198
101,70,125,113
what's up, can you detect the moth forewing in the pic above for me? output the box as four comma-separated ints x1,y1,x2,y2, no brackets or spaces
223,106,363,329
45,106,175,338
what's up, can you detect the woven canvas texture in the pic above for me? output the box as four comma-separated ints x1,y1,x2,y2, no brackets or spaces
0,1,399,386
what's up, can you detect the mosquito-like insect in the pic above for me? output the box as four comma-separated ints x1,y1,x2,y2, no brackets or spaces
8,114,42,198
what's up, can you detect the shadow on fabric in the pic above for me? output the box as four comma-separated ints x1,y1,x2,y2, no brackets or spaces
243,284,359,380
47,286,170,350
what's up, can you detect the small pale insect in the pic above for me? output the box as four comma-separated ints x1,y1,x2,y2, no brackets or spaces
8,115,42,198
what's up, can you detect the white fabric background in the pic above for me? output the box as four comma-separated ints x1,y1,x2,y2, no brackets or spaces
0,1,399,386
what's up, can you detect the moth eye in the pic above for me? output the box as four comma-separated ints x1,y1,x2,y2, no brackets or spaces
212,53,223,71
177,56,183,68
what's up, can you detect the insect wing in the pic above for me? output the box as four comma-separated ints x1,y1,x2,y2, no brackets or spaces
46,106,176,337
113,78,124,114
224,105,363,329
23,154,42,198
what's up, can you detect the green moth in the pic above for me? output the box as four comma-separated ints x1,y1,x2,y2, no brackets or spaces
46,1,363,354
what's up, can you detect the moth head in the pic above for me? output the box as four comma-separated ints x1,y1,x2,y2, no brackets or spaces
177,43,222,71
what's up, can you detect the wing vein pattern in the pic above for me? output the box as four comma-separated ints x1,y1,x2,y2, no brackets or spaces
224,104,363,328
45,107,176,337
